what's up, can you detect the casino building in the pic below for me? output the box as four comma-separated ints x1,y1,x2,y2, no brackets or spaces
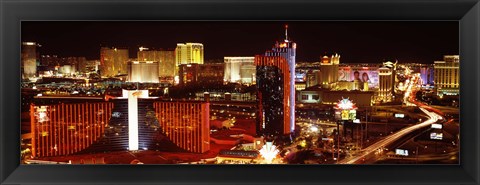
100,47,129,77
434,55,460,96
29,91,210,158
224,57,256,85
255,25,296,136
319,53,340,89
127,61,159,83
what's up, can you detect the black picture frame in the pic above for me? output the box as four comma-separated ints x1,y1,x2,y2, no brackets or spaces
1,0,479,185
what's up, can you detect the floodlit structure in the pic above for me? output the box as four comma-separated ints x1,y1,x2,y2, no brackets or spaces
256,25,296,136
179,63,225,85
127,61,159,83
256,56,292,136
434,55,460,96
378,67,393,102
30,102,114,157
224,57,256,84
137,47,176,81
320,53,340,88
153,100,211,153
123,90,150,151
29,93,211,158
22,42,38,79
100,47,129,77
175,43,204,79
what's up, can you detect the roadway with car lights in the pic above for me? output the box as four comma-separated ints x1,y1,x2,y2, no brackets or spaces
339,73,444,164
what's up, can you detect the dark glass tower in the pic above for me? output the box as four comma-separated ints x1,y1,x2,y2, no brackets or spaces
256,25,296,137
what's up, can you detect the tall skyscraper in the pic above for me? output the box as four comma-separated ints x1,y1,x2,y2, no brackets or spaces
378,67,393,102
175,43,204,79
420,64,434,85
383,60,398,99
256,25,296,136
224,57,255,84
21,42,38,79
434,55,460,96
320,53,340,88
100,47,129,77
137,47,176,81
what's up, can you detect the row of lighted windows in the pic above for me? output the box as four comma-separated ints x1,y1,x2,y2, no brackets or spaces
300,94,320,100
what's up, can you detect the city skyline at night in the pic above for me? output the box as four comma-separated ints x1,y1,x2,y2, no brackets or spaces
21,21,460,165
22,21,458,63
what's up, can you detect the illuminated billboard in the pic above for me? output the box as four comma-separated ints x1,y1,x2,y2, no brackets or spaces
338,67,379,88
340,109,356,120
295,72,306,82
395,149,409,156
430,132,443,140
431,123,443,129
335,98,357,121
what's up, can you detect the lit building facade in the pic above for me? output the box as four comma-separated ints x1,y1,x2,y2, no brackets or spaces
378,67,393,102
179,63,225,85
58,65,76,75
30,97,211,158
30,102,114,157
320,53,340,88
224,57,256,84
306,70,321,88
338,65,380,90
175,43,204,78
419,64,434,85
137,47,176,82
66,57,87,73
100,47,129,77
86,60,100,73
255,56,292,136
127,61,159,83
22,42,38,79
256,26,296,136
434,55,460,96
298,86,374,106
153,100,210,153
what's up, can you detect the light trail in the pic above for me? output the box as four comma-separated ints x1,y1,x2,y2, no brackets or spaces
339,73,443,164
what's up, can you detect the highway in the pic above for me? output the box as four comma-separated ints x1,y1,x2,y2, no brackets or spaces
339,74,443,164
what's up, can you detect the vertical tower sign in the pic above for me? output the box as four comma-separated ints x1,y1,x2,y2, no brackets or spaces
127,91,139,151
122,89,148,151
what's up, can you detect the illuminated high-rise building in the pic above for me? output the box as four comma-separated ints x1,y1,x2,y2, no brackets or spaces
224,57,256,84
256,25,296,136
100,47,129,77
29,95,211,158
179,63,225,85
175,43,204,78
137,47,176,82
22,42,38,79
378,67,393,102
127,61,159,83
320,53,340,88
434,55,460,96
420,64,434,85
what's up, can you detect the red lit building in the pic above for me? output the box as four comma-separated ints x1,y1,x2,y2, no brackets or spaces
153,101,211,153
29,98,211,158
178,63,225,85
255,56,292,136
30,102,113,157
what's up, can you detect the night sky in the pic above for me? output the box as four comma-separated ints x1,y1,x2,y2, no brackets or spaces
21,21,459,63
